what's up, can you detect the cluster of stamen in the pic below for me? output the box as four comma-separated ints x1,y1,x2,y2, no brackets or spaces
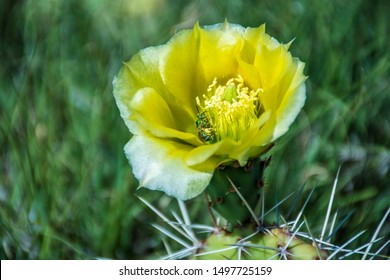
196,75,263,143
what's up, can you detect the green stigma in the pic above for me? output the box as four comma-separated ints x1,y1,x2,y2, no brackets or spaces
223,84,237,103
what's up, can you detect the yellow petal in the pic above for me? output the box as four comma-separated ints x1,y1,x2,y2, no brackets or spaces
185,138,236,167
160,22,245,113
255,43,293,91
125,135,213,200
235,53,262,90
129,87,200,146
198,23,244,82
114,45,199,144
159,23,205,114
273,82,306,141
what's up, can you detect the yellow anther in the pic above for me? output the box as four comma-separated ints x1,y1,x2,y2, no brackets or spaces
196,75,263,142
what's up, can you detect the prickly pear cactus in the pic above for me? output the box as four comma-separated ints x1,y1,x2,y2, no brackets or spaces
197,226,328,260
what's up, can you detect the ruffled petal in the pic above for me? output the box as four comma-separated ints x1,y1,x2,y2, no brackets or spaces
113,46,166,134
125,135,213,200
114,46,200,143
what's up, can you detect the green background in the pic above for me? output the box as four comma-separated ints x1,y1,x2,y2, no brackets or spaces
1,0,389,259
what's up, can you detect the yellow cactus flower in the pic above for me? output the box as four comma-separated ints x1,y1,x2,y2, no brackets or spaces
113,22,306,200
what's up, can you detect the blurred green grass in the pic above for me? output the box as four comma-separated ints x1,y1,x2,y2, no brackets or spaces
0,0,389,259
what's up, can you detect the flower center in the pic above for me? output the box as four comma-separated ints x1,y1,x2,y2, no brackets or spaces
196,75,263,143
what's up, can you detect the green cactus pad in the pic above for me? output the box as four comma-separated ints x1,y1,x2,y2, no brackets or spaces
206,159,265,225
